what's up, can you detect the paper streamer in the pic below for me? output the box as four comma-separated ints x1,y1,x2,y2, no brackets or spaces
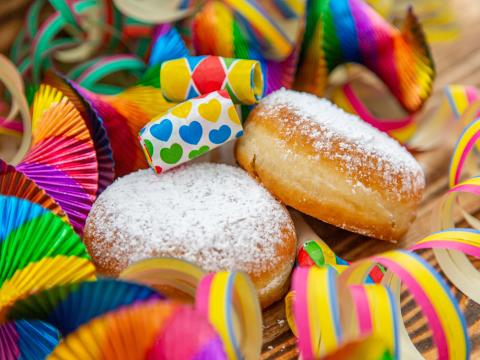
160,56,265,105
0,55,31,165
287,222,480,359
296,0,435,113
139,90,243,174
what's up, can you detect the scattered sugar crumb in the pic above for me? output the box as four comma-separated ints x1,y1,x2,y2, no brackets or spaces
86,163,293,275
268,346,274,350
277,319,285,326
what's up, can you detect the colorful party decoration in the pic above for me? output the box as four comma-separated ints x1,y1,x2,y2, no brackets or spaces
0,195,95,357
49,300,227,359
120,258,263,359
192,0,305,94
161,56,264,105
295,0,435,113
15,85,99,234
7,279,164,337
0,196,95,317
139,90,242,174
0,55,31,165
0,160,67,223
0,320,59,360
73,82,175,177
43,72,115,195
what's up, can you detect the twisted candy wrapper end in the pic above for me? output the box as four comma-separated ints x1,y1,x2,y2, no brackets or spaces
139,90,243,174
160,56,265,105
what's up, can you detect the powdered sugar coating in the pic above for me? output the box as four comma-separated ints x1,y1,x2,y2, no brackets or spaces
260,89,425,195
85,163,293,275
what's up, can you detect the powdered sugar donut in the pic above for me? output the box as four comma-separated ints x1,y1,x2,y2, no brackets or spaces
235,89,425,241
84,162,296,308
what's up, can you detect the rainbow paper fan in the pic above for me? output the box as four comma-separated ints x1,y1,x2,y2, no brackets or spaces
8,278,164,337
49,300,227,360
72,83,174,177
0,320,59,359
0,159,67,222
16,85,99,233
0,195,95,322
296,0,435,113
44,72,115,195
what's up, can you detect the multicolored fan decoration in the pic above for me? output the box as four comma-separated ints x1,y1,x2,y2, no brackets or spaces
15,85,99,234
0,159,67,222
295,0,435,113
0,320,60,360
0,195,95,358
43,72,115,196
7,279,164,337
49,300,227,359
71,83,175,177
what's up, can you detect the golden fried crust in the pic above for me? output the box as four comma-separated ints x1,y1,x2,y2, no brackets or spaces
235,105,425,241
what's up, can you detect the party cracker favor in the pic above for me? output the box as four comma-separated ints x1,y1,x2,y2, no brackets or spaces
139,90,243,174
161,56,265,105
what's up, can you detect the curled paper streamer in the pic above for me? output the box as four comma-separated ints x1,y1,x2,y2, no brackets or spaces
0,55,31,165
296,0,435,113
113,0,196,24
332,82,480,150
139,90,243,174
290,238,473,360
161,56,265,105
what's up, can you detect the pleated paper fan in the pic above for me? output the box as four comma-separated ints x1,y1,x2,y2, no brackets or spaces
0,159,67,223
49,300,227,360
44,72,115,195
71,86,142,177
0,320,59,360
113,86,175,120
17,85,99,233
8,278,164,337
0,196,95,320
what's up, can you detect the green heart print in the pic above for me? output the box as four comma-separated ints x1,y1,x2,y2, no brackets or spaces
188,145,210,160
160,143,183,164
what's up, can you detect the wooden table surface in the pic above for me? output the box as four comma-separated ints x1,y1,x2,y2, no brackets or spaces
261,0,480,358
0,0,479,358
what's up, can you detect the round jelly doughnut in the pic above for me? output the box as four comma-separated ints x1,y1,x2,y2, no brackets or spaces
235,89,425,241
84,162,296,308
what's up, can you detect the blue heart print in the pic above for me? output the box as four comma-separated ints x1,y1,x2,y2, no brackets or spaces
179,121,203,145
209,125,232,144
150,119,173,142
235,130,244,138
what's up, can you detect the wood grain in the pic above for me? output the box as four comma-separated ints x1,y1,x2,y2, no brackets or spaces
0,0,478,358
260,0,480,358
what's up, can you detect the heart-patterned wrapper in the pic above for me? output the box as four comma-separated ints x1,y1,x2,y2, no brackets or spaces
139,90,243,174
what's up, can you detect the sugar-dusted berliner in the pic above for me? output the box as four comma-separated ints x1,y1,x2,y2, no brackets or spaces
235,89,425,241
84,162,296,308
